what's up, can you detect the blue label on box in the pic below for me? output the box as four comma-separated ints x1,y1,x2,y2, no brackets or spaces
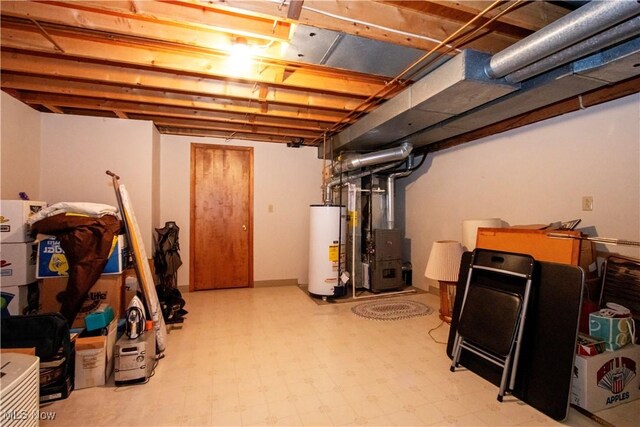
37,236,122,278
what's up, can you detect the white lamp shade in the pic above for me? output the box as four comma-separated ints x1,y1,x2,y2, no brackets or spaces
462,218,502,250
425,240,464,282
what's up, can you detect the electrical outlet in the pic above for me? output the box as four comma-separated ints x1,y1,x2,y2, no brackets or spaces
582,196,593,211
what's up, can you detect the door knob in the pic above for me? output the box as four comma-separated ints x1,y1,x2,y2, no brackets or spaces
242,225,247,231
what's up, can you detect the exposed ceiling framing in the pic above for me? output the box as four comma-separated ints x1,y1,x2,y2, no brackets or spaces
2,1,635,151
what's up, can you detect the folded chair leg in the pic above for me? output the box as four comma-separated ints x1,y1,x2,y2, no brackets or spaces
450,333,463,371
497,354,513,402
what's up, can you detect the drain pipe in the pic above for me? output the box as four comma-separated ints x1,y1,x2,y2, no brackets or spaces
506,15,640,83
486,0,640,79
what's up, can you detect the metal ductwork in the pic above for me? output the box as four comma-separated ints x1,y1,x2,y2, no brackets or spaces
329,0,640,155
505,15,640,83
331,50,519,153
334,142,413,174
323,159,406,204
385,155,415,230
324,143,413,203
485,0,639,79
405,36,640,148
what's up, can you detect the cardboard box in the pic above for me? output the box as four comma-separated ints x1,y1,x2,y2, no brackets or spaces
0,200,47,243
577,333,606,357
0,347,36,355
74,318,117,389
0,284,28,316
40,274,123,328
36,235,123,278
571,344,640,413
0,242,37,286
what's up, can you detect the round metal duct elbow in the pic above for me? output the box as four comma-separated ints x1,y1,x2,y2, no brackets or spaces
334,142,413,174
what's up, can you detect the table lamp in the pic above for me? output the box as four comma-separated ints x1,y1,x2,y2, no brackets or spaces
425,240,464,324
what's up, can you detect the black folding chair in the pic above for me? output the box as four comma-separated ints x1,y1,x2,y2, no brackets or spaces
450,249,535,401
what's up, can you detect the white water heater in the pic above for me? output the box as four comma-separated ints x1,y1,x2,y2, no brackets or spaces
308,205,346,296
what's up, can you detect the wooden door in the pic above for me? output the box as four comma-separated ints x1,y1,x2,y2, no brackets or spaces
190,144,253,291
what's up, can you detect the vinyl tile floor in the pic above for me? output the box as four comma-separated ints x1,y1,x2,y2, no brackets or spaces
41,285,638,426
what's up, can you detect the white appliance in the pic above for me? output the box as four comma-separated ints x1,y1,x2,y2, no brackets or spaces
308,205,346,297
0,353,40,427
114,330,156,385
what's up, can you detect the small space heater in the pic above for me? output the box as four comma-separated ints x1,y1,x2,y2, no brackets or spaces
0,353,40,427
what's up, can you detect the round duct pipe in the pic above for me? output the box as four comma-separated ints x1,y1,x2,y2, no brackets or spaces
486,0,640,79
333,142,413,174
506,15,640,83
322,159,406,205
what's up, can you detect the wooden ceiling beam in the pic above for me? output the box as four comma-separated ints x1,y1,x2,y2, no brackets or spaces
217,0,522,54
1,73,345,125
384,1,568,34
287,1,305,21
0,51,370,114
258,84,269,114
0,21,392,98
0,0,288,62
15,90,331,132
42,104,64,114
155,126,309,145
145,115,320,139
14,0,293,42
59,108,117,119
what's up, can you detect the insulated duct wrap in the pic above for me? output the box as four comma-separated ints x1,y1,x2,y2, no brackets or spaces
506,15,640,83
486,0,640,79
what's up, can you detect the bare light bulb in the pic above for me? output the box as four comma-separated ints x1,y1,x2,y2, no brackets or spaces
227,37,252,74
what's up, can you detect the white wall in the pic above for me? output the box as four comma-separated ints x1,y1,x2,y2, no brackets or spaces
160,135,324,288
151,127,161,231
398,94,640,291
4,90,638,293
40,114,157,249
1,92,41,200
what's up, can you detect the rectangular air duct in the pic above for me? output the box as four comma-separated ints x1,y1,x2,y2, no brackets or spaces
404,37,640,149
332,50,519,152
329,1,639,156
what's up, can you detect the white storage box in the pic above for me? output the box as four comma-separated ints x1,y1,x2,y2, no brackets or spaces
571,344,640,413
74,317,117,389
0,285,28,316
0,200,47,243
0,242,37,286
